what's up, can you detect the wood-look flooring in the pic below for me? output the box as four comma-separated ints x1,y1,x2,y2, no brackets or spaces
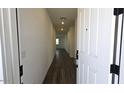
43,49,76,84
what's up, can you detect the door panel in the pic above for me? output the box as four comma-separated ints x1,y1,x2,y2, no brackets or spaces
84,8,90,54
89,9,99,57
80,63,84,83
88,67,96,84
80,9,85,52
78,8,114,84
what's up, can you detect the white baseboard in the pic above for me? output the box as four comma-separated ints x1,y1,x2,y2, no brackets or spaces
0,80,4,84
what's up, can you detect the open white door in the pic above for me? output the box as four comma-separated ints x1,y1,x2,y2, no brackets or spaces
76,9,81,84
119,20,124,83
0,8,20,84
118,9,124,84
107,8,124,84
77,8,115,84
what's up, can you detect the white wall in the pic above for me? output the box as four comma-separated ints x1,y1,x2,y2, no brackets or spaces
18,8,56,83
64,24,76,58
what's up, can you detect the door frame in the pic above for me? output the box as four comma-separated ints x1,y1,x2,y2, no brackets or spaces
76,8,82,84
0,8,20,84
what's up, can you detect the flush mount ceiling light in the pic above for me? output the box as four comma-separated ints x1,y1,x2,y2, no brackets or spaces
61,21,64,25
60,17,66,25
61,28,64,31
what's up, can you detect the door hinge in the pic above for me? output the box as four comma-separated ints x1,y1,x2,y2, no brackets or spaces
114,8,124,16
76,50,79,60
110,64,120,75
20,65,23,77
75,64,78,68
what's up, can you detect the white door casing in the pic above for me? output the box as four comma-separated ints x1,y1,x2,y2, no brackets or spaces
0,8,20,84
0,9,4,83
76,8,82,84
77,8,115,84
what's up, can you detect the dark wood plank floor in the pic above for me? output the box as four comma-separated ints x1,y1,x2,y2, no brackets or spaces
43,49,76,84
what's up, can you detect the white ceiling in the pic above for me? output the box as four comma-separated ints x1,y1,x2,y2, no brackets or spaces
47,8,77,32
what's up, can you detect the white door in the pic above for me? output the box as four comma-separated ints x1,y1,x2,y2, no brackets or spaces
0,8,20,84
112,12,123,84
0,10,4,83
119,12,124,84
78,8,115,84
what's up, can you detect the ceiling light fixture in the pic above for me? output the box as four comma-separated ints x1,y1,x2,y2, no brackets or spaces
61,21,64,25
60,17,66,25
61,28,64,31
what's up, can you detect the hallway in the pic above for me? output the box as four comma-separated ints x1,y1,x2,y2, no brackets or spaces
43,49,76,84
